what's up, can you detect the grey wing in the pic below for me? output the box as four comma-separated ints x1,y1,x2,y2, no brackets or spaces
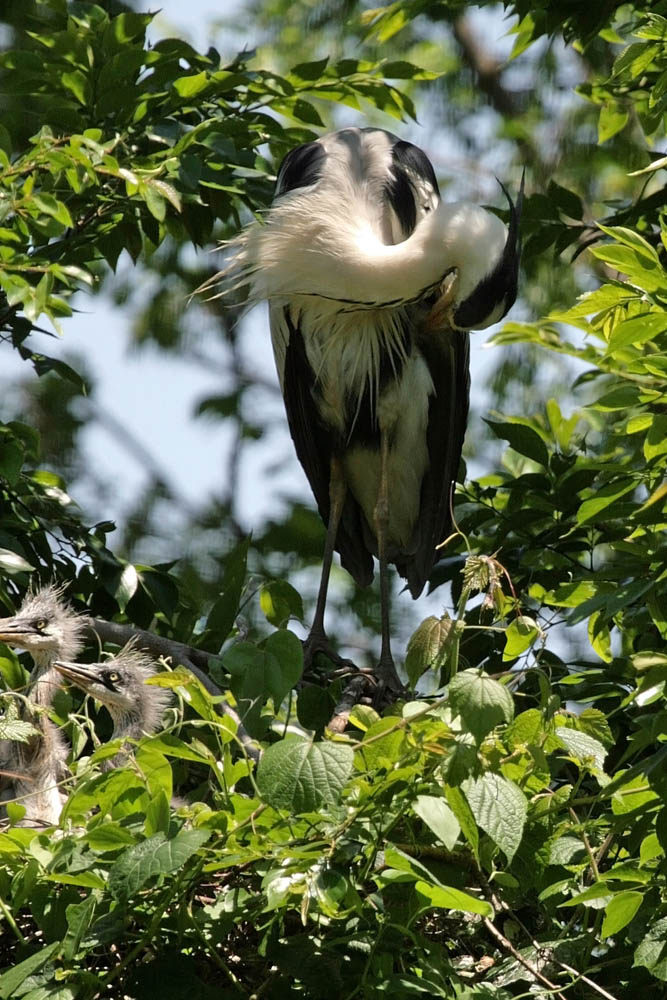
273,305,373,588
395,325,470,598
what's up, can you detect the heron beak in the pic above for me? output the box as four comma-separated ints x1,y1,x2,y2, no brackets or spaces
53,660,98,688
0,618,43,644
424,269,459,332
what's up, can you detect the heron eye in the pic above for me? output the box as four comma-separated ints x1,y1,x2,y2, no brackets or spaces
34,619,48,631
107,671,120,684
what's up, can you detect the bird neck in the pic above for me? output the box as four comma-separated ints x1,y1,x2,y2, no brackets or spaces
29,661,60,709
243,193,506,312
112,711,146,743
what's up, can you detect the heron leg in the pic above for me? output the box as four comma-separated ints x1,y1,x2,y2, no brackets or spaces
374,431,404,697
303,457,355,672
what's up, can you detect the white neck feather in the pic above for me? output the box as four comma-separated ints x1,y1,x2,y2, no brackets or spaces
236,192,508,311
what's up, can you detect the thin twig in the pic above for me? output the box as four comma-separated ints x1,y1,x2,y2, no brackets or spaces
482,916,568,1000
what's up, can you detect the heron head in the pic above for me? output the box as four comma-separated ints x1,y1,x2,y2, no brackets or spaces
54,643,171,732
0,585,85,664
444,174,524,332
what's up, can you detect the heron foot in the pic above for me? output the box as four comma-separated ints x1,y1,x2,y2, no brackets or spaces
302,629,358,677
372,654,405,709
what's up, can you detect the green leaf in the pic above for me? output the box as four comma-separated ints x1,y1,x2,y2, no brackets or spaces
259,579,304,627
256,739,353,813
0,548,35,574
598,103,629,143
173,71,209,97
413,794,460,851
555,727,607,773
264,628,304,704
206,536,250,646
462,772,527,863
588,609,613,662
108,829,211,901
445,783,478,860
114,563,138,611
644,414,667,462
635,917,667,980
605,311,667,354
0,717,38,742
503,616,540,661
485,419,550,467
85,823,137,852
405,614,453,686
0,941,59,995
359,717,407,771
415,880,494,917
601,891,643,938
448,669,515,741
577,479,636,524
61,69,91,105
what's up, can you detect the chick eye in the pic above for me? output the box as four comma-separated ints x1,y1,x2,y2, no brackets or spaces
34,619,48,631
107,671,120,684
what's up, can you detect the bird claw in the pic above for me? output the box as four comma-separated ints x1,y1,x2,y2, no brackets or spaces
302,630,358,676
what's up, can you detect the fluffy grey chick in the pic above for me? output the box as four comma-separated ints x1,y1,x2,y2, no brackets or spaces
0,584,85,826
54,643,172,770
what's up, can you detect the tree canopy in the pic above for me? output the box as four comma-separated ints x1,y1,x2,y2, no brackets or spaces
1,0,667,996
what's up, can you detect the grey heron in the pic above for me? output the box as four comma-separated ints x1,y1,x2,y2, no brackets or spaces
0,585,85,825
214,127,522,691
54,644,172,770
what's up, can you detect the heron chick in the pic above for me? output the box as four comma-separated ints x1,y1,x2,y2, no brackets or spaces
210,127,522,691
0,584,85,826
54,644,172,770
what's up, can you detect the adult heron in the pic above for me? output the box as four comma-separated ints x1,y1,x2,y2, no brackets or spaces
0,585,84,825
215,127,522,691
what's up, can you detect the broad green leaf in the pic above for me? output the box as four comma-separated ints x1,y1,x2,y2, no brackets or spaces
598,103,629,143
405,614,453,685
601,891,643,937
85,823,137,852
635,917,667,980
605,311,667,353
113,562,138,611
542,580,597,607
588,610,612,662
206,536,250,646
108,829,211,901
485,419,549,467
359,717,407,771
259,579,304,627
556,727,607,773
462,772,527,863
415,880,493,918
445,783,478,859
0,941,59,995
413,794,460,851
561,882,613,909
63,894,96,961
448,669,514,741
0,717,38,742
0,548,35,573
43,871,107,889
264,628,304,704
173,71,209,97
503,616,540,661
577,479,636,524
644,414,667,462
256,739,353,813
